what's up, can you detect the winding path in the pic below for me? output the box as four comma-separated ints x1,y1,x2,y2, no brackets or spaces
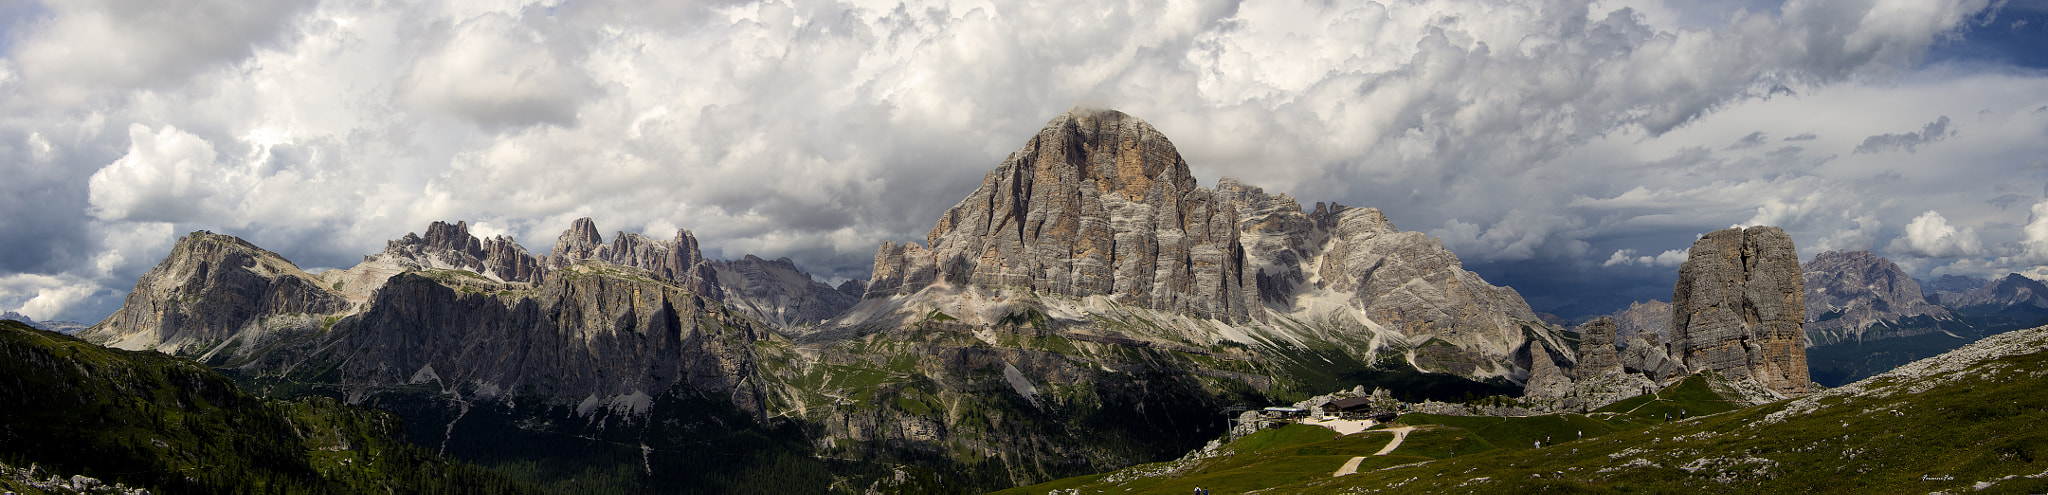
1334,426,1415,477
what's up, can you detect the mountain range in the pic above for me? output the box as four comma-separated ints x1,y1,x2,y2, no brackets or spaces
16,107,2040,493
1,311,88,335
61,108,1578,491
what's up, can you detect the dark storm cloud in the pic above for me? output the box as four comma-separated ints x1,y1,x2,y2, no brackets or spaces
1728,131,1770,149
1853,115,1953,154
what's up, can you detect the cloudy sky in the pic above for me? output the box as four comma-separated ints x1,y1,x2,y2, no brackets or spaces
1,0,2045,323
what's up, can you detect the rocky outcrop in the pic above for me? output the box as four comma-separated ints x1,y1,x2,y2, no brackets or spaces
1621,333,1686,381
1801,250,1952,345
1305,201,1545,364
81,232,352,353
1574,318,1622,379
316,220,545,308
864,108,1258,323
542,219,723,299
531,219,855,329
1521,317,1663,412
548,217,607,265
1669,226,1811,396
1610,300,1672,346
708,256,863,329
1521,344,1576,401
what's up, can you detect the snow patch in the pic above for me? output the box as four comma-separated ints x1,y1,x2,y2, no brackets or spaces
608,390,654,416
408,364,442,386
1003,362,1040,407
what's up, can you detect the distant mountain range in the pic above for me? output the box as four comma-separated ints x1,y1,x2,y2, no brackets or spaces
0,311,87,335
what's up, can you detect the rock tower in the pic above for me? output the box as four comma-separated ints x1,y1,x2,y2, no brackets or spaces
1670,226,1811,395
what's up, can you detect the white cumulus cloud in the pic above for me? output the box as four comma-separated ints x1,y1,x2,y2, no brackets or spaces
400,11,597,129
1601,248,1688,268
1888,210,1985,258
0,273,103,322
7,0,314,101
86,124,250,224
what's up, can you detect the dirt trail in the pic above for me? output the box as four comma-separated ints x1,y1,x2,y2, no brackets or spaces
1334,426,1415,477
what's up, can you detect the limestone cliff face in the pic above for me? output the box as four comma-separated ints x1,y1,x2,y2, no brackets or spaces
323,265,769,413
1670,226,1811,396
1801,250,1953,346
82,232,352,353
1309,202,1543,363
865,108,1258,323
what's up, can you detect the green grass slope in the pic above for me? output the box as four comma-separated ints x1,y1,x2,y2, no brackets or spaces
1297,326,2048,493
1001,333,2048,495
0,320,531,494
993,375,1738,494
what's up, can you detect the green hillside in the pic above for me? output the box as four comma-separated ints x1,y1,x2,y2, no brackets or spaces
1003,327,2048,493
0,320,531,494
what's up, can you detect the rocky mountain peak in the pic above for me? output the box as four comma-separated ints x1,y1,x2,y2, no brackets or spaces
356,220,542,286
835,279,867,298
82,230,351,353
550,217,608,266
854,108,1555,383
421,220,483,257
1925,272,2048,309
870,107,1257,322
709,255,861,329
1670,226,1810,396
1989,273,2048,304
1800,250,1951,345
1922,274,1989,297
